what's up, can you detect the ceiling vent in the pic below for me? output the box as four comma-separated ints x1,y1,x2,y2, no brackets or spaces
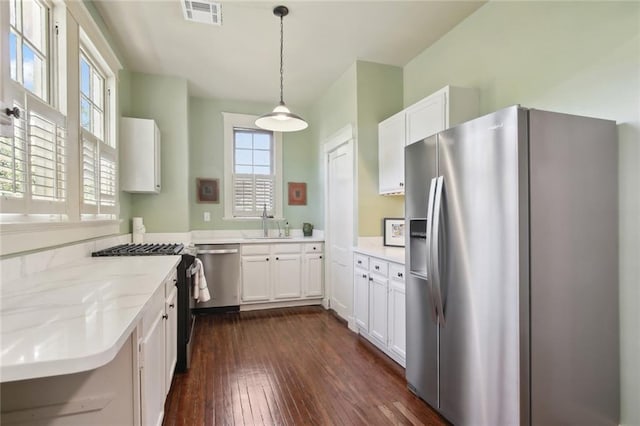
182,0,222,26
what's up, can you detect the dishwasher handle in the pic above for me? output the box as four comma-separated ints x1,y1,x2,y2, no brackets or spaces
197,249,239,255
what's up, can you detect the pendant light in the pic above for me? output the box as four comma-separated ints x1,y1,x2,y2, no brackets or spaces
255,5,308,132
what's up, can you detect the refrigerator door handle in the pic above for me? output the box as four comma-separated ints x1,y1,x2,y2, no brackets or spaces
432,175,446,326
425,177,438,323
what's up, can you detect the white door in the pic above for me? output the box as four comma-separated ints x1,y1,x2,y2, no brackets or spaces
326,140,354,322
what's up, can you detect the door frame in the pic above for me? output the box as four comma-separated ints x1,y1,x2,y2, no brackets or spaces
322,124,357,331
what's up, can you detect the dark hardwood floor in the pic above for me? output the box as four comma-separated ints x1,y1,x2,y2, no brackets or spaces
164,306,447,426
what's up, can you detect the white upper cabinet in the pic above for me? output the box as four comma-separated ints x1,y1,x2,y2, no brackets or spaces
378,86,479,195
121,117,161,193
378,111,406,194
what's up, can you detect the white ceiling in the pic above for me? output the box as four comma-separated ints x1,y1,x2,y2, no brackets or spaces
94,1,485,108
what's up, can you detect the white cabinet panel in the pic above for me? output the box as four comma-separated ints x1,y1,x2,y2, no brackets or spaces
304,253,324,297
273,254,302,299
241,255,271,302
121,117,161,193
140,309,165,426
388,279,406,361
369,273,389,345
165,286,178,395
378,111,406,194
405,92,446,145
354,266,370,331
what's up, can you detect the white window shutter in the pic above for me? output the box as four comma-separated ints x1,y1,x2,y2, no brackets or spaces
0,100,27,213
99,145,117,213
232,173,275,217
82,130,99,213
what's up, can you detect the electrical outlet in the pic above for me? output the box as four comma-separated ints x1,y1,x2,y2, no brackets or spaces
203,212,211,222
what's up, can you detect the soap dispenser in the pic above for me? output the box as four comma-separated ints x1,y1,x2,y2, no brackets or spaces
284,221,290,237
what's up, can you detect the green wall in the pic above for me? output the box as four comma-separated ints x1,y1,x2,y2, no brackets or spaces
308,61,404,237
118,69,132,233
356,61,404,235
188,97,318,230
126,72,190,232
404,2,640,424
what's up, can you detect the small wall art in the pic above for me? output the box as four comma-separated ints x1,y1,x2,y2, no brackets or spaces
383,218,405,247
196,178,219,203
288,182,307,205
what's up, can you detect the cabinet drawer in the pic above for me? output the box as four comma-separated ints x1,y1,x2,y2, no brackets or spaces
272,243,301,254
389,263,405,282
304,243,323,253
241,244,270,255
370,258,388,276
164,268,178,295
354,253,369,269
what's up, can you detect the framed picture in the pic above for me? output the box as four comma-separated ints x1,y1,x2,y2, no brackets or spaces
196,178,219,203
288,182,307,205
383,218,405,247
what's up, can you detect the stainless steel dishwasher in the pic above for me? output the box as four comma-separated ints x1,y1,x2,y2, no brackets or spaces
194,244,240,311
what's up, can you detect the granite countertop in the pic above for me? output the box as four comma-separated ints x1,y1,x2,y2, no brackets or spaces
0,256,181,383
353,238,405,264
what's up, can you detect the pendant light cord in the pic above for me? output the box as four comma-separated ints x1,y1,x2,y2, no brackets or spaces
279,13,284,104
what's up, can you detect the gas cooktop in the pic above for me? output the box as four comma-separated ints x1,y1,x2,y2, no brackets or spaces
91,243,184,257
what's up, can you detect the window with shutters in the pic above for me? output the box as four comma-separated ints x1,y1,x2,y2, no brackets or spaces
223,113,283,219
79,47,116,218
1,0,68,216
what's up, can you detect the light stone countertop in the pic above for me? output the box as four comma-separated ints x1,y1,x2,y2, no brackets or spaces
0,255,181,383
353,237,405,264
192,236,325,245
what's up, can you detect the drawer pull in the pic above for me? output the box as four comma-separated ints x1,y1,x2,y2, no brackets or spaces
266,257,269,261
169,303,175,308
362,274,367,278
162,314,169,320
319,255,323,259
368,277,373,281
374,265,380,270
397,272,403,278
276,257,279,260
357,260,362,264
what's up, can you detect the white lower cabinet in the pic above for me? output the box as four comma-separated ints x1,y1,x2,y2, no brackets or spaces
388,264,407,361
138,268,178,426
241,243,323,305
353,252,406,367
165,286,178,395
140,308,165,426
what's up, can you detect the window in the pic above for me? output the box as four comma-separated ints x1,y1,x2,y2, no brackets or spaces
1,0,67,215
9,0,50,102
79,47,116,217
223,113,283,219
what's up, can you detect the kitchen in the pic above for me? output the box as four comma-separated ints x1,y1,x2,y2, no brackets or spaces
0,1,638,425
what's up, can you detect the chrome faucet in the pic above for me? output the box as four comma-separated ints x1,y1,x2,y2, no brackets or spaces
261,204,269,237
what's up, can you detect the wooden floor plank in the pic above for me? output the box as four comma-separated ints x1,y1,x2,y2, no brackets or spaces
164,306,448,426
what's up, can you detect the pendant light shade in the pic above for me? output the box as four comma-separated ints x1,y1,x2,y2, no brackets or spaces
255,5,308,132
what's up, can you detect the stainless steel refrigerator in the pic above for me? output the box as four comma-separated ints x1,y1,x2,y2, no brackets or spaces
405,105,619,425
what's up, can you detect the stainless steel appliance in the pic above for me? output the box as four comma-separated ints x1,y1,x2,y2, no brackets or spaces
405,106,619,425
92,243,197,373
194,244,240,311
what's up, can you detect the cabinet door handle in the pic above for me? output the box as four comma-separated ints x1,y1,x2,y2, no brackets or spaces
266,257,269,261
276,257,279,260
5,107,20,119
162,314,169,320
357,260,362,264
368,277,373,281
375,265,380,270
169,303,175,308
319,256,322,259
399,182,404,187
397,272,403,278
362,274,367,278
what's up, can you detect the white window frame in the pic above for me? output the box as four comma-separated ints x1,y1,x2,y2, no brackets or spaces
1,0,68,218
223,112,283,220
79,28,117,220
